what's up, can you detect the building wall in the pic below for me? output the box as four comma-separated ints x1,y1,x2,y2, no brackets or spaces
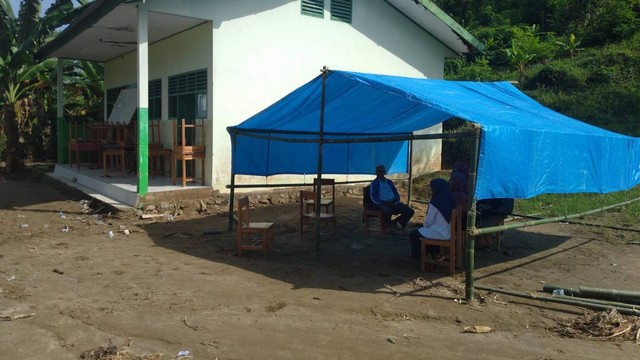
109,0,455,191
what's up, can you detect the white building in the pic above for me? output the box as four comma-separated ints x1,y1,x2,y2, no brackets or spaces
40,0,483,203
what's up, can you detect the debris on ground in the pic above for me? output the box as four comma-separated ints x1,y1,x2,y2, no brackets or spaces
554,309,640,344
80,344,163,360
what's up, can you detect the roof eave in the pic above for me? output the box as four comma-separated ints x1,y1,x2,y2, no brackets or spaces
386,0,485,56
37,0,132,61
417,0,485,54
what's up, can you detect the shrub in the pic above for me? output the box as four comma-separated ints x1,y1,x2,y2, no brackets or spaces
523,62,586,91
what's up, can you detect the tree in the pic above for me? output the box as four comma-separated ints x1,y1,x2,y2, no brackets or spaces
0,0,83,172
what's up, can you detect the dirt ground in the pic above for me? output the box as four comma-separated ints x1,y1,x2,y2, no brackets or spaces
1,173,640,360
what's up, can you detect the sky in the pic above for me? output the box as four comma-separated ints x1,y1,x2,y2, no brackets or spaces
9,0,64,16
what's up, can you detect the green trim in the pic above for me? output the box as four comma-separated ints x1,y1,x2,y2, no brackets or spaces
37,0,130,60
416,0,485,53
57,116,69,164
137,107,148,196
385,0,485,55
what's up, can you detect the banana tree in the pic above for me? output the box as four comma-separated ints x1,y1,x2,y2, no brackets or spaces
505,39,536,86
0,0,83,172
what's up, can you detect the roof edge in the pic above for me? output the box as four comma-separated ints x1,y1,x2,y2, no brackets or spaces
414,0,485,54
37,0,132,60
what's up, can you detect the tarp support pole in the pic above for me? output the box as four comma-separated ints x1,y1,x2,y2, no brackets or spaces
475,285,640,316
314,66,329,251
465,124,481,302
469,195,640,236
228,130,237,232
408,139,414,206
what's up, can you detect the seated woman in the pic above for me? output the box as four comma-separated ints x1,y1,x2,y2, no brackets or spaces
408,178,456,259
449,171,468,211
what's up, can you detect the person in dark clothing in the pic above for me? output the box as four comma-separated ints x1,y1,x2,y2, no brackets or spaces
408,178,456,259
368,165,415,229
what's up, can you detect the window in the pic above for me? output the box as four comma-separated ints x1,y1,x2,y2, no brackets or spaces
331,0,352,23
106,86,127,118
301,0,324,18
168,69,208,119
148,78,161,120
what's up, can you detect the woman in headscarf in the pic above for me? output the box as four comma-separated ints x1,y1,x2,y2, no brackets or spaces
449,171,468,211
408,178,456,259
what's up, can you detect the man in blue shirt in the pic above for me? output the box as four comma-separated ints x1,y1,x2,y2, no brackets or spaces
369,165,415,230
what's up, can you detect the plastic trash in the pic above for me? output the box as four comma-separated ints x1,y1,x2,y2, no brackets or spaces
20,224,29,228
552,289,565,296
107,230,114,238
59,211,66,219
177,350,190,357
61,225,69,233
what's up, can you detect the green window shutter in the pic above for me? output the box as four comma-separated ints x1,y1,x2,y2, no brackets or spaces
106,86,126,118
148,78,161,98
168,69,208,118
331,0,352,23
302,0,324,18
148,79,161,120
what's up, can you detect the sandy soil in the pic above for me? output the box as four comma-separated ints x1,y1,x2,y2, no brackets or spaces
1,174,640,360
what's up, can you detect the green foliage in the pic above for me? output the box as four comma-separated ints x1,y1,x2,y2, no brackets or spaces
0,0,96,168
438,0,640,140
0,130,6,156
445,57,501,81
555,33,581,58
524,62,587,91
581,0,639,46
441,118,474,169
515,186,640,228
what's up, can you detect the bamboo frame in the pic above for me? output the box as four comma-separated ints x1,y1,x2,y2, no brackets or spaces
226,68,640,307
468,196,640,237
475,285,640,316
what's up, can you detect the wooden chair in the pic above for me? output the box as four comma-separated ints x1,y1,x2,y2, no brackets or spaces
148,119,172,178
68,121,101,169
305,178,336,214
300,190,336,241
362,186,388,234
172,118,205,186
236,196,274,256
103,122,135,177
420,207,462,276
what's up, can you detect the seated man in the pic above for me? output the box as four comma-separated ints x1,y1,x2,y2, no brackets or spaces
368,165,415,229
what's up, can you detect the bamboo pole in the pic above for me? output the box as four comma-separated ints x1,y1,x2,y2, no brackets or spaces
468,196,640,237
233,130,476,144
408,139,413,207
552,294,640,310
475,285,640,316
314,66,329,251
579,286,640,303
542,284,582,297
513,213,640,233
465,124,482,301
227,130,238,232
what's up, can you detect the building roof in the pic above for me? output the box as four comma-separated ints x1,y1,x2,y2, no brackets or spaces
38,0,484,62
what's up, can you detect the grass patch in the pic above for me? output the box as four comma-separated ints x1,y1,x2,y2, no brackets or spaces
412,172,640,239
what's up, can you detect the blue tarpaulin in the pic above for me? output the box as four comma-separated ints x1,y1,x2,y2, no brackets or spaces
228,70,640,200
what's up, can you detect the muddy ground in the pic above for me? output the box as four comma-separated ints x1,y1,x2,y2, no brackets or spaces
1,173,639,359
